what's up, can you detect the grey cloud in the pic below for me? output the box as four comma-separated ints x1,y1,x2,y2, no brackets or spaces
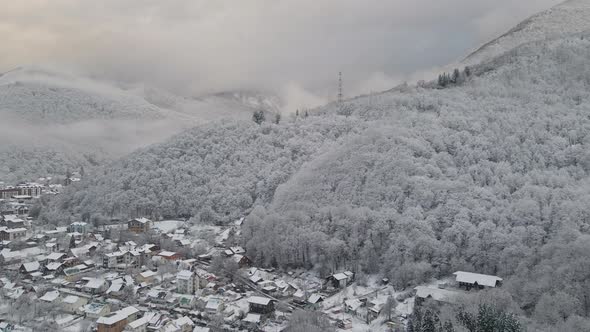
0,0,562,104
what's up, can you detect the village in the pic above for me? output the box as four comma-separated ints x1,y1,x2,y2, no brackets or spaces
0,181,504,332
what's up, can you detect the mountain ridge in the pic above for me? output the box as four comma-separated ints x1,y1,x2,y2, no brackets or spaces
463,0,590,66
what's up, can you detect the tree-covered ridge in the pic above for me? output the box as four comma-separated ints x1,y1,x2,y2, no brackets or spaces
48,117,361,223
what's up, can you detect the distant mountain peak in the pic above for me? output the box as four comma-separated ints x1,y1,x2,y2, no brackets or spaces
463,0,590,66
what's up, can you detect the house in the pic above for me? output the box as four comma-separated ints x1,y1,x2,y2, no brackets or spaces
45,252,66,262
326,271,355,288
242,313,261,328
177,295,196,309
344,298,363,315
453,271,502,290
97,312,128,332
414,286,460,306
106,279,125,298
146,313,168,331
39,290,61,303
82,302,111,319
62,295,88,313
176,270,199,295
69,242,98,258
68,222,89,234
163,316,194,332
293,289,306,304
83,278,107,294
118,306,140,322
125,312,156,332
308,293,324,307
247,296,275,315
205,297,224,314
64,264,94,281
45,262,64,275
367,299,386,320
19,261,40,275
0,228,27,241
104,250,145,270
1,215,26,229
231,254,251,268
128,218,152,233
158,251,181,261
137,270,157,284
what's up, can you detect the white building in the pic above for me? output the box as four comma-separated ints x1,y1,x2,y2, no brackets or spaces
176,270,199,294
62,295,88,313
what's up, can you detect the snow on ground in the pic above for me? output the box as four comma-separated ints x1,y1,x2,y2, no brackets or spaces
154,220,185,233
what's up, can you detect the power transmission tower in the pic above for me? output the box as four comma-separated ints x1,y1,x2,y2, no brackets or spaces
338,72,343,104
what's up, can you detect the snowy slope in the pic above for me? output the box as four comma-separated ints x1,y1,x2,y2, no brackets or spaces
0,66,275,125
0,66,282,182
463,0,590,66
0,66,166,124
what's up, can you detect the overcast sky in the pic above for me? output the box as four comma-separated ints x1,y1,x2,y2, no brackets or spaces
0,0,561,101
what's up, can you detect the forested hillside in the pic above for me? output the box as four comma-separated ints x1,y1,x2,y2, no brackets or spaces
42,24,590,331
44,117,362,223
0,67,281,183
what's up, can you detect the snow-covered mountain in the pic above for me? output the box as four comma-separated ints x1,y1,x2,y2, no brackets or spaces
0,66,282,182
0,66,279,124
463,0,590,66
0,66,167,124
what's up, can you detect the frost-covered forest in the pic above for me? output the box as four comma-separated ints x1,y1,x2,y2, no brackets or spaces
38,27,590,330
0,68,284,183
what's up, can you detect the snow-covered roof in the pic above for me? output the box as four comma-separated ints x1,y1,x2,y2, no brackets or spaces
177,270,193,280
84,278,105,289
243,313,261,323
140,270,157,278
158,251,176,257
193,327,211,332
46,252,65,260
107,282,123,294
453,271,502,287
230,246,245,254
2,227,27,233
308,293,323,304
247,296,272,306
46,262,63,271
249,275,263,283
293,290,305,298
174,316,194,326
118,306,139,318
132,217,152,224
332,273,348,281
345,298,363,311
97,312,126,325
415,286,460,304
22,261,40,272
40,290,60,302
128,312,155,329
83,302,109,314
105,251,125,258
205,298,222,310
62,295,80,304
232,254,245,263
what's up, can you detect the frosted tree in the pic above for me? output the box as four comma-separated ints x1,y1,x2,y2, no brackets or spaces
252,110,265,124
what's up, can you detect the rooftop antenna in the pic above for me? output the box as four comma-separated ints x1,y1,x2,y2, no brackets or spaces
338,71,343,104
